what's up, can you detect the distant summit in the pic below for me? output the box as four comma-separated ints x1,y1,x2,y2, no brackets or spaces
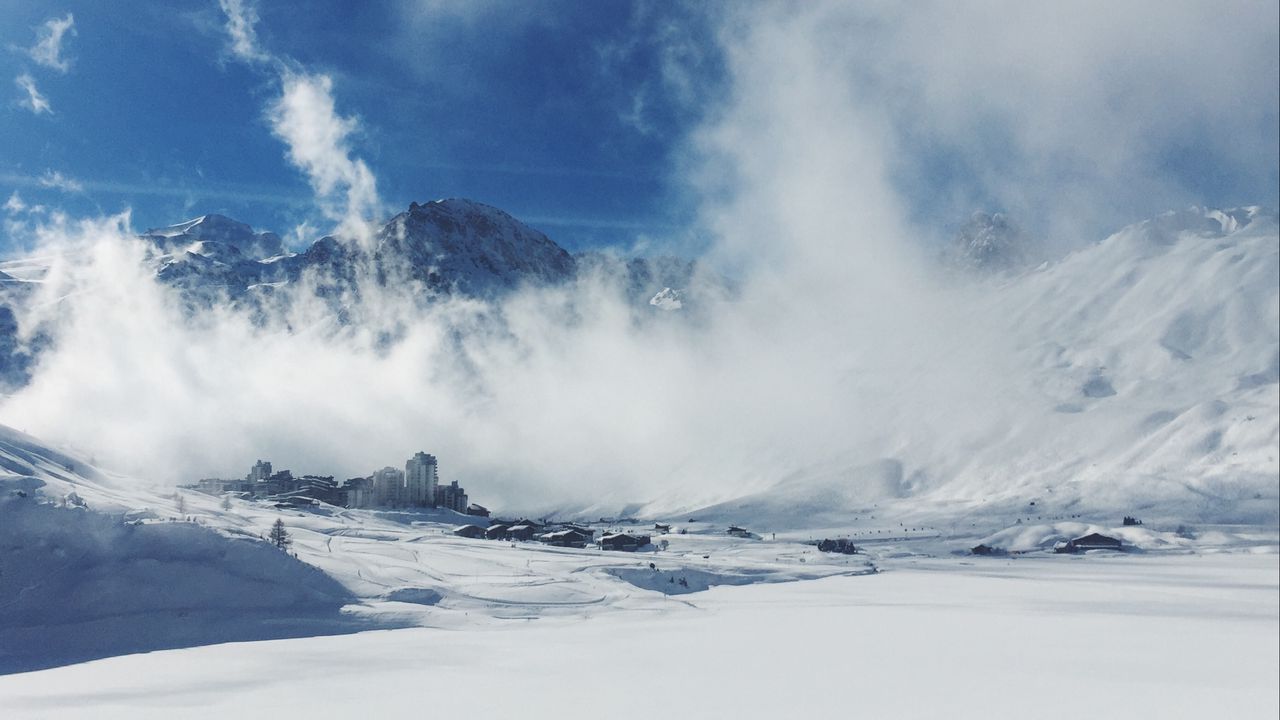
946,211,1038,272
143,214,285,260
375,199,576,297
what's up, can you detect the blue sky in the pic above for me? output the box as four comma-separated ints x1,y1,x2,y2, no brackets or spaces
1,1,1277,256
0,1,722,253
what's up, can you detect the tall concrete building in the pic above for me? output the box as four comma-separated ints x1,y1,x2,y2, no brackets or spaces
405,452,439,507
247,460,272,483
435,479,468,512
371,466,406,507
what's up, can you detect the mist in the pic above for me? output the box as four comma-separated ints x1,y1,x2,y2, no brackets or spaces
0,1,1275,514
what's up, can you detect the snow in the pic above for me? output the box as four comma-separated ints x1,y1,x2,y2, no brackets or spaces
0,203,1276,712
1,422,1277,714
382,198,577,296
649,286,684,310
142,214,285,260
0,553,1273,719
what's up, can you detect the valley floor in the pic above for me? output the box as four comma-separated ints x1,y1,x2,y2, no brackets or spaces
1,550,1275,719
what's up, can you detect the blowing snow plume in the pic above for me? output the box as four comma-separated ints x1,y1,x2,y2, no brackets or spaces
0,1,1276,523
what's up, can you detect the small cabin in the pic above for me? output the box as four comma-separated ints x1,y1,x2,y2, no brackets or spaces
599,533,651,551
654,523,672,533
817,538,858,555
1056,532,1122,553
970,544,1006,556
484,523,510,540
507,524,538,541
726,526,752,538
466,504,491,518
452,524,485,539
540,528,593,548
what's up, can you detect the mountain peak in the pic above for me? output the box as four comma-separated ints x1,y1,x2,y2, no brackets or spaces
379,197,575,296
946,211,1039,273
142,214,286,260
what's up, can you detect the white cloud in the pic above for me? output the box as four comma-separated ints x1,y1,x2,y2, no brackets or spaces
216,0,270,63
14,73,52,115
0,0,1273,517
216,0,380,245
28,13,75,73
704,1,1279,245
3,192,26,214
267,72,380,245
38,170,84,194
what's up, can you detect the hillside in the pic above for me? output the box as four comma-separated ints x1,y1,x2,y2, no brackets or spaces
684,207,1279,527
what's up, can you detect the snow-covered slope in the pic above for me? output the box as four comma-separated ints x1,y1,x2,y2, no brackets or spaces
0,423,877,674
142,214,285,260
956,207,1278,512
0,426,369,673
689,206,1278,528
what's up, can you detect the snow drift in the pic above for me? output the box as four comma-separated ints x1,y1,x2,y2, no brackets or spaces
0,426,371,674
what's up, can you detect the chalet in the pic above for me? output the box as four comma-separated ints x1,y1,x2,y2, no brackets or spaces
466,503,491,518
599,533,651,552
507,524,539,541
540,528,593,548
452,524,486,539
1056,532,1123,553
654,523,672,533
726,526,752,538
970,544,1007,556
817,538,858,555
484,523,511,540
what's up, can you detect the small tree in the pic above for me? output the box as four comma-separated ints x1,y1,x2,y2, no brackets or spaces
173,492,185,515
220,495,232,511
269,518,291,550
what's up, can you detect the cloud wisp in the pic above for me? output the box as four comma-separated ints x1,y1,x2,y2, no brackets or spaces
37,170,84,194
715,1,1279,246
216,0,381,246
14,73,52,115
27,13,75,73
267,72,380,245
216,0,270,64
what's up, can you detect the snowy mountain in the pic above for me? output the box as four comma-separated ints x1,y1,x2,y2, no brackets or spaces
0,199,707,388
142,214,286,260
0,267,42,389
649,287,683,310
374,199,576,297
685,205,1279,527
0,204,1276,530
945,211,1040,272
